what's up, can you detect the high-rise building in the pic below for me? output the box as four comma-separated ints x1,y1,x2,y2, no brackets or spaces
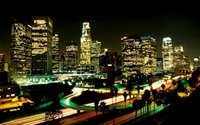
173,45,184,74
91,40,101,73
61,41,78,72
52,34,59,73
162,37,173,72
80,22,91,66
99,51,121,74
140,36,157,75
193,57,200,71
0,52,5,72
156,58,163,74
31,16,53,75
173,45,184,66
121,35,143,76
10,21,32,84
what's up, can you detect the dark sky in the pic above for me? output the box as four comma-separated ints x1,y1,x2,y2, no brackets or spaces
0,10,199,63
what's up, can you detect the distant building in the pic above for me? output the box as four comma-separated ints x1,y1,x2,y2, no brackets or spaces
156,58,163,74
52,34,59,73
140,36,157,75
121,35,143,76
31,16,53,75
91,40,101,73
0,52,5,72
0,84,20,99
80,22,91,66
162,37,173,72
193,57,200,71
10,21,32,84
99,51,121,74
61,41,78,72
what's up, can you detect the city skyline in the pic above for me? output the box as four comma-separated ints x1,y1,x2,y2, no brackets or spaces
0,12,199,62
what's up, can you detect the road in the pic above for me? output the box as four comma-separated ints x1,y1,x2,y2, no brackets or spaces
102,103,165,125
0,75,181,125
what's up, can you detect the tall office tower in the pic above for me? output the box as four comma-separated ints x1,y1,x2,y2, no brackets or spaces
91,40,101,73
162,37,173,72
61,41,78,72
0,52,5,72
182,55,190,73
31,16,53,75
80,22,91,66
173,45,184,67
10,22,32,84
121,35,143,76
193,57,200,71
173,45,184,75
99,51,121,73
156,58,163,74
140,36,157,75
52,34,59,73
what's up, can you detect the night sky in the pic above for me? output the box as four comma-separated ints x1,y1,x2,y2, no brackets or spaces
0,10,199,63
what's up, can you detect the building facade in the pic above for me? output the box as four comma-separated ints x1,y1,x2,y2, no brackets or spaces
61,41,78,72
80,22,91,66
121,35,143,76
10,22,32,84
162,37,173,72
140,36,157,75
31,16,53,75
0,52,5,72
91,40,101,73
52,34,59,73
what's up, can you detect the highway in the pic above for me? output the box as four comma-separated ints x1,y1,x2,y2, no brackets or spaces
101,103,164,125
0,76,181,125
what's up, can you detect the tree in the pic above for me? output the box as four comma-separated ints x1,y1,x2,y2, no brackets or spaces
142,89,151,115
123,91,128,108
161,84,166,91
100,101,109,114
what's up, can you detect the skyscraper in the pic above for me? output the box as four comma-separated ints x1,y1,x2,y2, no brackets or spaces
140,36,157,75
80,22,91,66
121,35,143,76
162,37,173,72
10,21,32,84
61,41,78,72
31,16,53,75
91,40,101,73
52,34,59,73
0,52,5,72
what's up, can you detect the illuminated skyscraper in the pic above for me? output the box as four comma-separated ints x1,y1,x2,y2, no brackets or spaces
91,40,101,73
121,35,143,76
193,57,200,71
173,45,184,73
0,52,5,72
10,22,32,84
52,34,59,73
31,16,53,75
80,22,91,66
140,36,157,75
61,41,78,72
162,37,173,72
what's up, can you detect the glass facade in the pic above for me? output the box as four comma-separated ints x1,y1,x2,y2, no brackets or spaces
10,22,32,84
91,40,101,73
162,37,173,72
140,36,157,75
121,35,143,76
80,22,91,66
0,52,5,72
61,41,78,72
52,34,59,73
31,16,53,75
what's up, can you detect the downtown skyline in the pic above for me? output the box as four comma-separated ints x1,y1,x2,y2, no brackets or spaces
0,12,199,62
